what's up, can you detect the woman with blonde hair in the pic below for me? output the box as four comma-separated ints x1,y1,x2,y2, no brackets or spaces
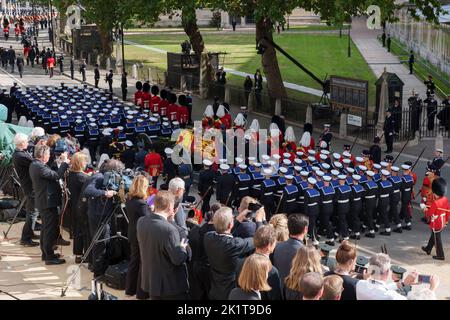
228,254,272,300
284,245,323,300
67,152,90,264
125,175,150,299
269,214,289,242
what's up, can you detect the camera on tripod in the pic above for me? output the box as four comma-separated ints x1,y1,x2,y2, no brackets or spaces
102,169,134,193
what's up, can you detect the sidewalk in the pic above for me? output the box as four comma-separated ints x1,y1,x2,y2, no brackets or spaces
351,17,429,108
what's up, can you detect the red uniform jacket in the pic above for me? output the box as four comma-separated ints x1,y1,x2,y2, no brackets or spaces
14,27,20,35
202,117,214,129
134,90,143,106
425,196,450,232
23,46,30,57
151,95,161,113
178,105,189,125
168,103,179,122
159,99,169,117
421,176,436,205
144,152,163,176
141,92,151,109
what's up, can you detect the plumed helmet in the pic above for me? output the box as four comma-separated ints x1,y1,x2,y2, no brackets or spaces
143,82,151,93
160,89,168,100
151,85,159,95
135,81,143,91
432,177,447,197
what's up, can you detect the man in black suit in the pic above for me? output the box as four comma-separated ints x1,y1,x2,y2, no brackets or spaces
29,144,69,265
137,191,190,300
204,206,265,300
12,133,39,247
94,64,100,88
272,214,308,290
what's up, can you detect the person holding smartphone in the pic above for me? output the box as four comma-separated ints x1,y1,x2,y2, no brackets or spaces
232,197,266,239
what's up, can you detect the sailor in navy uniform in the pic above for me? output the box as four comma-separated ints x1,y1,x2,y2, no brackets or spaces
333,161,344,174
274,166,288,204
215,164,236,206
377,169,393,236
304,177,321,245
345,167,355,186
330,169,340,188
87,123,100,161
342,158,352,171
335,175,351,241
235,163,251,205
281,158,294,176
233,157,244,176
259,168,277,218
400,163,414,230
321,162,331,176
315,170,325,190
163,148,177,184
282,175,299,215
373,163,382,183
349,174,364,240
296,171,310,213
389,166,403,233
319,175,336,246
430,148,445,171
198,159,215,214
362,171,379,238
250,162,264,199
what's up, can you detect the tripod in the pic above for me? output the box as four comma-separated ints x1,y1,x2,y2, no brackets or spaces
61,198,128,297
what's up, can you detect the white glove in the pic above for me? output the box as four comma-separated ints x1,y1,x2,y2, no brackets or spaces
420,203,426,210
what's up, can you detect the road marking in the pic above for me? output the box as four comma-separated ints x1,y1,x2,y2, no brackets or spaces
0,67,26,86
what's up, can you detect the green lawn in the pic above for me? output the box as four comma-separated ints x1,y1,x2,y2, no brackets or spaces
123,32,377,104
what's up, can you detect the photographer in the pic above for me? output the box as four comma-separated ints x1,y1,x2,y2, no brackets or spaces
232,197,265,239
84,159,124,278
204,206,265,300
12,133,39,247
67,152,90,264
29,144,70,265
125,175,150,300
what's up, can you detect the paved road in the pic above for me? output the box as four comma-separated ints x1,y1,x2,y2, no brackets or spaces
0,33,450,300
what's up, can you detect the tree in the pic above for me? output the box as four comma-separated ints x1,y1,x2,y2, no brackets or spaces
207,0,445,100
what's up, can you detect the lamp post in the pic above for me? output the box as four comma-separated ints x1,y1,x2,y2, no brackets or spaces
121,23,125,74
348,23,351,58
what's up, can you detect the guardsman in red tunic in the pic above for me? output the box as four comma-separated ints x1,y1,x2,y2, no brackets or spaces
159,89,170,117
150,85,161,114
298,130,313,155
144,147,163,188
421,177,450,260
134,81,143,106
202,105,214,129
283,126,297,152
141,82,152,110
421,164,439,210
214,105,231,130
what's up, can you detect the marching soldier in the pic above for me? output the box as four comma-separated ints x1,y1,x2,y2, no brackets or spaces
296,170,310,213
235,163,251,205
319,124,333,150
250,162,264,199
274,167,288,203
421,178,450,260
319,175,336,246
430,148,445,171
304,177,321,245
335,175,351,241
373,163,382,183
349,174,364,240
400,163,414,231
389,166,403,233
215,164,235,206
162,148,177,184
198,159,215,214
282,175,299,215
260,168,276,218
363,171,379,238
421,164,438,207
377,170,393,236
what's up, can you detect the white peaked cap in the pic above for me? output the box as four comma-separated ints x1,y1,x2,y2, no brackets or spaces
331,170,340,176
220,164,230,171
283,153,291,159
381,169,390,176
239,164,247,170
279,167,288,174
323,176,332,182
343,151,351,158
402,164,411,170
204,105,214,118
203,159,213,166
283,159,291,166
235,157,244,164
273,154,281,160
301,171,309,177
308,177,317,185
359,165,368,171
366,170,375,177
262,155,270,161
216,105,225,118
352,174,361,181
380,161,389,167
125,140,133,147
234,113,246,127
284,126,296,142
165,148,173,155
263,168,273,175
391,166,400,172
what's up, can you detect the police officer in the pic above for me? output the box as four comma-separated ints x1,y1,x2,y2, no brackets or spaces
335,175,351,241
215,163,235,206
198,159,215,214
349,174,364,240
377,169,393,236
282,175,299,215
319,175,335,246
384,109,395,154
259,168,276,218
363,170,379,238
304,177,321,245
400,163,414,231
389,166,403,233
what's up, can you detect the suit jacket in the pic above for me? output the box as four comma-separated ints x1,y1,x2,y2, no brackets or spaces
29,160,68,210
272,238,304,290
12,149,34,194
137,213,189,297
126,198,149,248
204,231,254,300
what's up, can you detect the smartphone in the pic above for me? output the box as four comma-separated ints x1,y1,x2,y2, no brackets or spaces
418,274,431,283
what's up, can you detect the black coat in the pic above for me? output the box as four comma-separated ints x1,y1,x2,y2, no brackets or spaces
29,160,68,210
198,168,215,196
12,149,34,194
67,171,89,219
228,288,260,300
126,198,149,248
203,231,255,300
369,144,382,164
8,49,15,63
83,173,113,218
324,270,358,300
137,213,190,297
215,172,235,204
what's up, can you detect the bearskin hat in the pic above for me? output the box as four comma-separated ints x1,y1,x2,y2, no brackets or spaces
143,82,151,93
169,93,178,104
151,85,159,95
160,89,168,100
135,81,143,91
304,123,313,134
178,94,187,106
432,177,447,197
